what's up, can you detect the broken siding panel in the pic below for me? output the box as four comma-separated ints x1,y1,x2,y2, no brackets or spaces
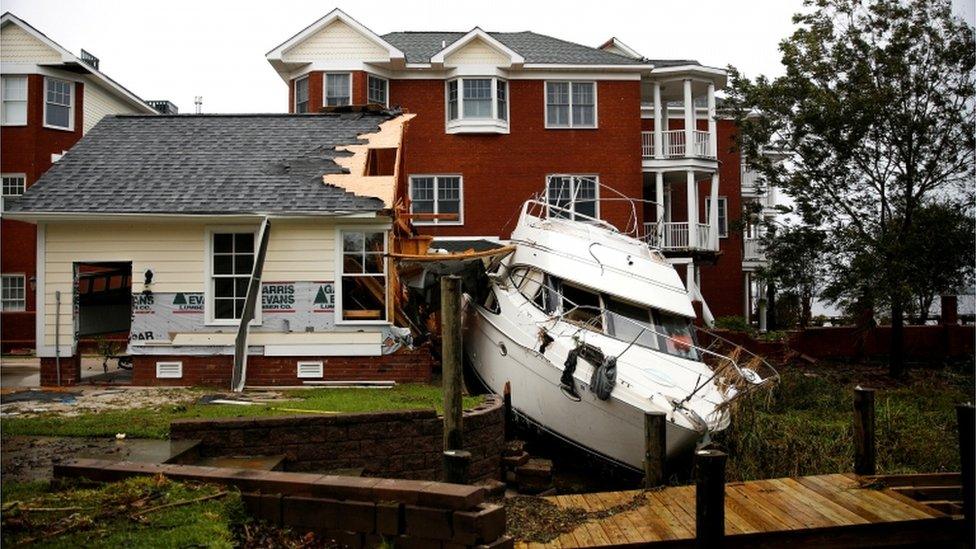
444,39,511,67
0,23,62,63
282,20,388,62
83,81,141,134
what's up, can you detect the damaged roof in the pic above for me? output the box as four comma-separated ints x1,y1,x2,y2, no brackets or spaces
382,31,654,66
6,112,396,216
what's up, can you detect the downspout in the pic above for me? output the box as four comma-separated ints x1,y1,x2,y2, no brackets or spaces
55,290,61,386
231,217,271,392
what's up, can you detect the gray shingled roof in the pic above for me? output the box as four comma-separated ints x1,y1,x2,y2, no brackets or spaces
6,112,395,215
382,31,654,65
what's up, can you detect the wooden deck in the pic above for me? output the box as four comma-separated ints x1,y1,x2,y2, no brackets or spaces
515,473,961,548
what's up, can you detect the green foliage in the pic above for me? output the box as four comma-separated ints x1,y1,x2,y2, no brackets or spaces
1,384,482,439
713,316,757,335
718,365,972,481
757,224,829,327
1,476,241,548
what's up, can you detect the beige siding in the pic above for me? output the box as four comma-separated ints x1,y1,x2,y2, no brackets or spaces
0,23,61,63
444,39,510,67
263,219,336,281
83,82,141,134
282,20,388,62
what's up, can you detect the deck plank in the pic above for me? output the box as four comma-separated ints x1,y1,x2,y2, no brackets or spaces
809,474,932,521
646,490,697,538
726,483,795,531
592,491,647,545
583,493,630,546
793,475,889,523
770,478,870,527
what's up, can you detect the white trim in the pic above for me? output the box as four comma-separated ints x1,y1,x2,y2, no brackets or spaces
0,273,27,312
42,76,74,131
266,8,405,62
284,64,643,82
445,76,509,134
323,72,353,107
544,81,598,129
0,75,28,126
266,344,382,357
597,37,643,60
204,225,263,327
1,172,27,212
544,174,601,220
293,74,309,113
366,73,389,107
705,196,729,238
35,223,45,355
430,27,525,67
155,361,183,379
296,360,324,378
408,174,465,226
334,226,391,326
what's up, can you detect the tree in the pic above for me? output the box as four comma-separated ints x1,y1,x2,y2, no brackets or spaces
757,223,830,328
729,0,975,376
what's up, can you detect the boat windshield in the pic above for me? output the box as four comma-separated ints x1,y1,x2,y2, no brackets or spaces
605,297,658,349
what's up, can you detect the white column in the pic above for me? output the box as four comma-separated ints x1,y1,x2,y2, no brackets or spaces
686,170,698,248
709,172,720,250
707,82,717,158
683,79,694,158
655,171,665,244
685,262,695,294
744,272,751,322
653,82,664,159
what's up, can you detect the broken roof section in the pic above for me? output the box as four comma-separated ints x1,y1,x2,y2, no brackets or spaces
6,110,411,217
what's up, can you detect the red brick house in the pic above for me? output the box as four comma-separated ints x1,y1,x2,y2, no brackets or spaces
267,9,773,325
0,12,158,353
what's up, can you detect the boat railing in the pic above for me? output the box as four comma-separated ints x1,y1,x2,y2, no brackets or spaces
520,199,621,233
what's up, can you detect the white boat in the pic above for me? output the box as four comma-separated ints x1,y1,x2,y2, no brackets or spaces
462,198,777,471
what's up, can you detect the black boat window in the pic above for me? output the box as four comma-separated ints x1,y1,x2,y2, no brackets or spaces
481,287,500,314
605,297,659,350
561,283,603,330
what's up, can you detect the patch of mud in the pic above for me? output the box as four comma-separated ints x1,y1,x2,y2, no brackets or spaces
0,388,289,418
1,437,125,482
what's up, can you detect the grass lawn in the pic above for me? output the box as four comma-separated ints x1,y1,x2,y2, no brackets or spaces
1,476,244,548
718,362,974,481
1,384,482,439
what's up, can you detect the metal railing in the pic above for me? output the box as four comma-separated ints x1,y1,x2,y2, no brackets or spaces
642,222,716,251
640,130,715,159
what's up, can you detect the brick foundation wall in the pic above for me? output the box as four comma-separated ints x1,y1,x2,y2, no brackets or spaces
39,355,81,386
130,344,436,387
171,395,504,483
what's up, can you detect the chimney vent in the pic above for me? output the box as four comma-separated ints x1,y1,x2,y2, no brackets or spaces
194,96,203,114
147,100,178,114
80,49,100,70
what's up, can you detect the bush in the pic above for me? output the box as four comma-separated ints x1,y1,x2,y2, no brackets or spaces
713,316,756,335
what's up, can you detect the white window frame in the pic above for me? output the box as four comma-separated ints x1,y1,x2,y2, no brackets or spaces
155,361,183,379
1,173,27,212
204,226,262,326
334,227,390,326
297,361,324,378
294,75,310,113
1,75,28,126
544,81,598,129
1,273,27,312
705,196,729,238
545,174,600,221
408,175,464,226
367,74,389,107
43,77,74,131
444,77,509,134
324,72,353,107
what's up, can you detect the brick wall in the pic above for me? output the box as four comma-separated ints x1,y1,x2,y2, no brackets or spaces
128,345,436,387
39,355,81,386
171,395,504,482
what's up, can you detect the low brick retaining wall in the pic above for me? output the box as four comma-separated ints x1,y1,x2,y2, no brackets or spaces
54,459,510,548
170,395,505,482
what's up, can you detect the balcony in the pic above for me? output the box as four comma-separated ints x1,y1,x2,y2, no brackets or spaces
744,238,766,262
641,130,714,159
643,222,716,251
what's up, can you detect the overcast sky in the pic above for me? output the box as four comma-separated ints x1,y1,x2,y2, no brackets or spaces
4,0,974,113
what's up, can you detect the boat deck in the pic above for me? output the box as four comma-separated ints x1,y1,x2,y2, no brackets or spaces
516,473,961,548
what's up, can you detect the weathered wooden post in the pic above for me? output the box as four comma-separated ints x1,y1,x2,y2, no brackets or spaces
853,386,876,476
443,449,471,485
503,381,514,440
695,449,726,548
442,275,463,452
957,403,974,548
644,411,666,488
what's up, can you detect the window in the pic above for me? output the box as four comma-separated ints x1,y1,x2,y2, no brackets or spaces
367,74,388,106
1,76,27,126
561,283,603,330
409,175,463,225
210,231,255,322
44,77,73,130
605,297,658,350
546,175,598,220
340,230,388,322
445,77,508,133
325,73,351,107
1,174,26,211
546,81,596,128
705,197,729,237
1,274,26,311
653,310,699,361
295,76,309,113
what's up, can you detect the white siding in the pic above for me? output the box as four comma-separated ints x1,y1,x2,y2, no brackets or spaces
263,219,337,281
444,39,511,67
0,23,61,63
282,20,388,62
83,82,142,134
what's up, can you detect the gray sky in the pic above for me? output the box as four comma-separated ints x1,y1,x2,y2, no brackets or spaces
3,0,974,114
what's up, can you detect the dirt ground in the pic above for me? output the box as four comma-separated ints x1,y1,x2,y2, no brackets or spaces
2,436,133,482
0,387,206,418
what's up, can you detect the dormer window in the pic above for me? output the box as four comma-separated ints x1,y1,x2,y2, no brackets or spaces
445,77,509,134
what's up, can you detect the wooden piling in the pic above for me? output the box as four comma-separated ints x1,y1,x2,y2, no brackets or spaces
853,386,876,476
694,449,726,548
442,275,463,451
643,411,666,488
957,403,974,548
443,449,471,485
503,381,513,440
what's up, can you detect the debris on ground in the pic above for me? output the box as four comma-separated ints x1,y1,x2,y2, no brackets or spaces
505,491,651,542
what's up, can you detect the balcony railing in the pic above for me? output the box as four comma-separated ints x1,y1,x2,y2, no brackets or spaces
643,222,716,251
641,130,715,159
744,238,766,261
